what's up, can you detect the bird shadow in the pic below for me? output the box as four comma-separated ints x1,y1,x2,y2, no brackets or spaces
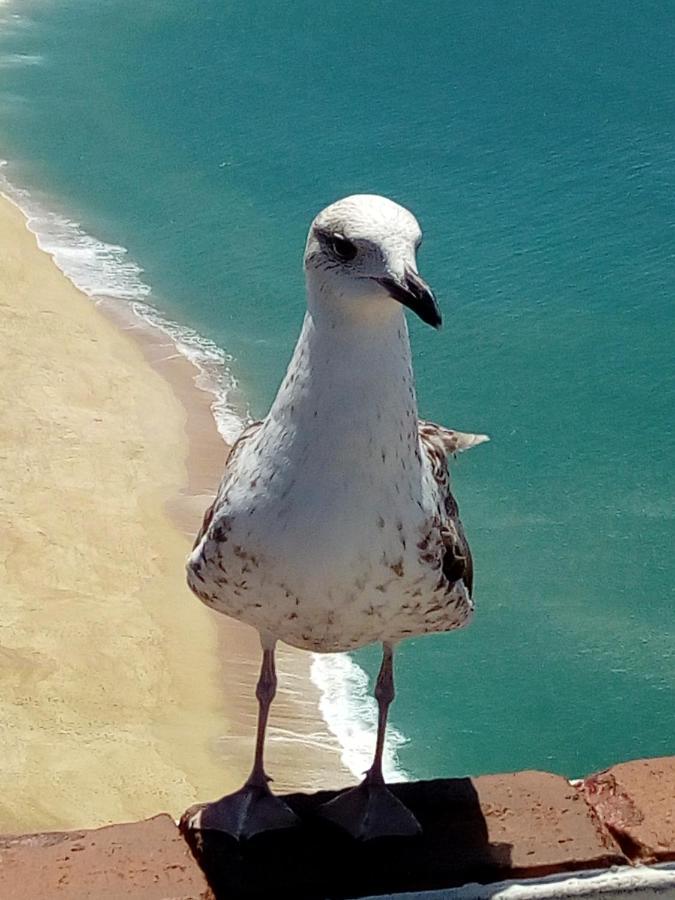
183,777,512,900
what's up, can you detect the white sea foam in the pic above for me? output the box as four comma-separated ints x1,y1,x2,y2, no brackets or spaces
0,162,244,443
126,299,246,445
0,52,43,67
311,653,410,781
0,159,412,783
0,1,29,31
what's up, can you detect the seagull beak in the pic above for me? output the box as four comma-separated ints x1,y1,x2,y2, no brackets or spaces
376,268,442,329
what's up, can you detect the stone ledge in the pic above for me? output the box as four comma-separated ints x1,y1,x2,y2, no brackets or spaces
0,814,213,900
1,757,673,899
579,756,675,865
184,771,625,899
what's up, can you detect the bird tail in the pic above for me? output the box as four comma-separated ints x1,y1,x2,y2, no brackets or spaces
420,420,490,455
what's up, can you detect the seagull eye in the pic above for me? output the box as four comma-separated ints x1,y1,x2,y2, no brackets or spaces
329,234,358,262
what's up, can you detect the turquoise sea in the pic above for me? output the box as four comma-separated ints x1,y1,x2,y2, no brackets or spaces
1,0,673,781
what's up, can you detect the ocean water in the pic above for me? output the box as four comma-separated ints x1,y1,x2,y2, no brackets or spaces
1,0,673,782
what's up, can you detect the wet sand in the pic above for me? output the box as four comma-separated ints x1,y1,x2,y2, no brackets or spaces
0,192,348,833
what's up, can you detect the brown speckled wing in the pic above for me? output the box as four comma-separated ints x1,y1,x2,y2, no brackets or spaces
193,499,216,550
419,421,475,596
192,420,263,550
441,493,474,595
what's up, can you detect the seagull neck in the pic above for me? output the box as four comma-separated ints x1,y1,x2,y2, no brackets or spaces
269,305,420,455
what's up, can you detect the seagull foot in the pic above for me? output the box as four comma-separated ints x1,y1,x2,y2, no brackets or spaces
180,782,300,840
319,780,421,840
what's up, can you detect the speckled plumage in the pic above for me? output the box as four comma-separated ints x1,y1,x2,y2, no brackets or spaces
187,195,487,655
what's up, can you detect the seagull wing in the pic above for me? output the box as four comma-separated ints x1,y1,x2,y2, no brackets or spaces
192,420,264,549
440,492,474,595
419,421,486,595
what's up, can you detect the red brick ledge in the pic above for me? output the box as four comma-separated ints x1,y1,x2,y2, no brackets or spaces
578,756,675,865
0,756,672,899
183,770,624,899
0,814,213,900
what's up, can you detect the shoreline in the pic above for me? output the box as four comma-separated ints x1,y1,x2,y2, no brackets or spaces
0,188,349,833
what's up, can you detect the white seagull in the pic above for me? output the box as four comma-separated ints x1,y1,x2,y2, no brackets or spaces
184,194,488,840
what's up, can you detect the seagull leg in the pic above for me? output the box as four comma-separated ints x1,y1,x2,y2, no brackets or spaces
181,634,299,839
319,642,421,839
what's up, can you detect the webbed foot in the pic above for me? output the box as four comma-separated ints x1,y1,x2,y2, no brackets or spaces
319,780,421,840
180,781,299,840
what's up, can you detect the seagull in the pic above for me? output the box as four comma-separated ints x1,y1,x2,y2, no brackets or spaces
183,194,488,840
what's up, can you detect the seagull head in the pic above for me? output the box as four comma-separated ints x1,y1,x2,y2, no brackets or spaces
304,194,442,329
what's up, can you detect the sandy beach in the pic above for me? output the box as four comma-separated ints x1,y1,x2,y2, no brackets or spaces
0,192,348,834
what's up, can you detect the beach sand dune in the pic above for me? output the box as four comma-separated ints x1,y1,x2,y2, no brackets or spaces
0,194,347,833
